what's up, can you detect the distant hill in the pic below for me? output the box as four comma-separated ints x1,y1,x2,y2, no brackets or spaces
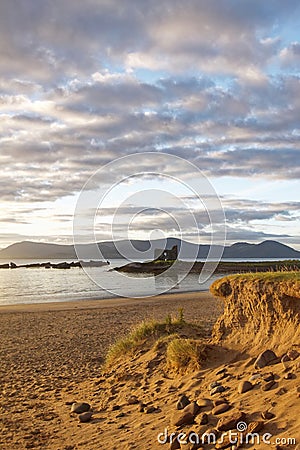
0,238,299,261
223,240,300,259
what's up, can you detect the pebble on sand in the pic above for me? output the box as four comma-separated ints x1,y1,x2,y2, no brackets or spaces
71,402,91,414
78,411,93,423
254,350,278,369
238,380,253,394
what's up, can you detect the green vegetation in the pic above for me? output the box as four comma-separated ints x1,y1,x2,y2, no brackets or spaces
166,338,206,372
210,271,300,298
105,309,186,367
105,308,208,372
217,270,300,283
116,259,300,275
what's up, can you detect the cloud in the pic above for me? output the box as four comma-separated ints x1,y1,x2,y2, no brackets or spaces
280,41,300,68
0,0,299,246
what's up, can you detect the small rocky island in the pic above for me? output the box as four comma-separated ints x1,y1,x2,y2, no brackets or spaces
0,260,109,270
114,259,300,275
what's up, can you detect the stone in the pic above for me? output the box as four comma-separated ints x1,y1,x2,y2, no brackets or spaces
261,410,275,420
111,405,121,411
183,401,200,417
262,372,274,382
199,412,208,425
170,436,181,450
78,411,93,423
284,372,294,380
212,403,230,415
238,381,253,394
281,354,291,369
197,398,211,408
210,385,226,395
217,410,245,432
127,395,139,405
214,398,228,406
248,373,261,382
287,349,300,360
172,411,194,427
177,394,190,410
276,387,287,395
215,432,234,449
145,406,157,414
216,367,227,376
210,381,221,389
186,435,203,450
202,428,218,444
254,350,278,369
217,372,228,380
71,402,90,414
247,421,264,433
261,380,276,391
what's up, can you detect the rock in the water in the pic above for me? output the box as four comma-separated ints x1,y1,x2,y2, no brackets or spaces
261,410,275,420
172,410,194,427
217,410,245,431
210,385,226,395
71,402,91,414
183,401,200,417
177,394,190,410
78,411,93,423
212,403,230,415
261,380,276,391
238,380,253,394
254,350,277,369
199,412,208,425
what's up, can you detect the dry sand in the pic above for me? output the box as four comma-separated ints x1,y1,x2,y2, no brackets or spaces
0,291,222,449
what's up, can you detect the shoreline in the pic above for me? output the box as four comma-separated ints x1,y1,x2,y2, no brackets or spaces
0,289,223,448
0,289,210,313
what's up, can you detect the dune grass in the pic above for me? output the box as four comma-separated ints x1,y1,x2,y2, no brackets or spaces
225,270,300,282
105,309,187,367
166,338,207,372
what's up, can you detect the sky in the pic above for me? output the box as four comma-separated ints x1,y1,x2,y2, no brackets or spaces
0,0,299,250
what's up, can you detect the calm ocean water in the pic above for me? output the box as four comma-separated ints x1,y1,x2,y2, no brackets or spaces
0,258,296,306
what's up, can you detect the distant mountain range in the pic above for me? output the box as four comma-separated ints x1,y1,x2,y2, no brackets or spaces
0,238,299,260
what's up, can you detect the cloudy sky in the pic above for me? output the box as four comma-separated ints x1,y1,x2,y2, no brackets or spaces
0,0,300,250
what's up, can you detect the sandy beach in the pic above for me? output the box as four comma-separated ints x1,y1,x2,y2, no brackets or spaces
0,291,222,449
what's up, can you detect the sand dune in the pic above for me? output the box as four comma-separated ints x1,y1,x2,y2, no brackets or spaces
0,275,299,449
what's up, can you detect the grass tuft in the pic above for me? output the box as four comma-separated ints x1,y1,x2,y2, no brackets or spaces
166,338,206,372
105,310,187,367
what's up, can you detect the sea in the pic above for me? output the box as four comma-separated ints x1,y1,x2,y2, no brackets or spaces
0,258,297,306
